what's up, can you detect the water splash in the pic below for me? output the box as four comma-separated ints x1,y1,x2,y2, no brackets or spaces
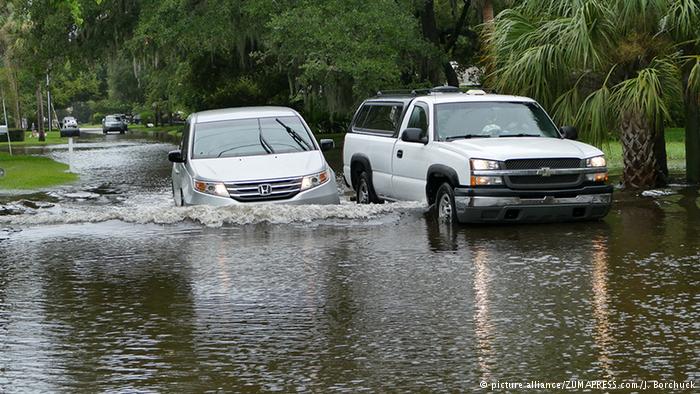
0,199,426,227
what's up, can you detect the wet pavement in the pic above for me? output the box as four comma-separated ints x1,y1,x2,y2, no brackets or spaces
1,134,698,392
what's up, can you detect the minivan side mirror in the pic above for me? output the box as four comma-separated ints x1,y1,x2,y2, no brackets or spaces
560,126,578,140
168,150,185,163
319,139,335,151
401,128,427,144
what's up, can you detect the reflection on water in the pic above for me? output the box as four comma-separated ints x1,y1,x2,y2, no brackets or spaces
472,246,495,384
590,235,613,378
1,136,699,390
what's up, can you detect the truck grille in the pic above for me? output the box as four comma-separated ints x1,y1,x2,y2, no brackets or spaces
505,158,582,170
504,158,583,189
225,177,303,202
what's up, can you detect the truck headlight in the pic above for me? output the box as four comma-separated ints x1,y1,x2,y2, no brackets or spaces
470,158,500,170
585,156,608,183
470,176,504,186
194,180,229,197
301,169,331,191
586,156,606,167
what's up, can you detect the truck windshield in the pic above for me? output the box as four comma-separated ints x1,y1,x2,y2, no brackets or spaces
435,102,560,141
192,116,316,159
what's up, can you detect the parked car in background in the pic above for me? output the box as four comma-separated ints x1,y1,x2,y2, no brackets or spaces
343,87,613,224
62,116,78,128
168,106,340,206
102,115,128,134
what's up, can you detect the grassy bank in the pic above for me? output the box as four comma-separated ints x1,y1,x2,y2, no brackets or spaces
0,131,72,147
0,152,78,190
128,124,183,137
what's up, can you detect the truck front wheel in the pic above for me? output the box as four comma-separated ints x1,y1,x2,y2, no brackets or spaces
356,171,382,204
434,183,457,223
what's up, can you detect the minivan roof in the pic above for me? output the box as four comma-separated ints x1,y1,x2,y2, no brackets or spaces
194,106,298,123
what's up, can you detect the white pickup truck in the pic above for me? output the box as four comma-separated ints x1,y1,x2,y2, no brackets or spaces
342,87,613,223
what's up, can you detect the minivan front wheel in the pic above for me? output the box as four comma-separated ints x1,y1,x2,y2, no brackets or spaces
173,184,184,207
434,183,457,223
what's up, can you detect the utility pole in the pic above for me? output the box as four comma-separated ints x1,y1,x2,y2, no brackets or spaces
46,73,52,132
1,90,11,155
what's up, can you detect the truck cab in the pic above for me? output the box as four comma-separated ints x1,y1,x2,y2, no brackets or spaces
343,88,613,223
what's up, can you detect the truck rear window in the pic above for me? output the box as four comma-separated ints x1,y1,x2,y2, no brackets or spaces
353,103,403,135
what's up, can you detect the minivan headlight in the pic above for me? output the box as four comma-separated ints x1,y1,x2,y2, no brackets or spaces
194,180,229,197
301,169,331,191
586,155,606,167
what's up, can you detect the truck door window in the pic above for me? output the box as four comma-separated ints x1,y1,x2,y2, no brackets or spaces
407,105,428,138
356,104,404,135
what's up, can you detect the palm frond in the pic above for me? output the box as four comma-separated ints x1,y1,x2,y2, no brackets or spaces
575,68,617,146
614,57,681,130
665,0,700,40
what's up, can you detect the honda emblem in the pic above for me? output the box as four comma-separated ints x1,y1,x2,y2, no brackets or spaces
258,184,272,195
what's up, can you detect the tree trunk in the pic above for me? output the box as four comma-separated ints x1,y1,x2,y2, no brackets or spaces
620,112,657,188
419,0,446,85
36,83,45,142
685,90,700,184
653,125,668,186
482,0,494,24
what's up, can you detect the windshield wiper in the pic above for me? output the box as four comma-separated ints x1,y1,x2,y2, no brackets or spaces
259,128,274,154
275,118,312,151
499,133,541,137
445,134,488,141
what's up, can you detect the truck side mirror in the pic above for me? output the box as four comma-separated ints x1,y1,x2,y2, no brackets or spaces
319,139,335,151
401,128,427,144
168,150,186,163
560,126,578,140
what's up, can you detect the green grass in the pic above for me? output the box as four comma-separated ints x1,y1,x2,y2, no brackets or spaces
128,124,183,138
0,152,78,190
0,131,72,147
602,127,686,174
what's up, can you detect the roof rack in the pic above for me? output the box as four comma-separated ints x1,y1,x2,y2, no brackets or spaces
375,85,462,98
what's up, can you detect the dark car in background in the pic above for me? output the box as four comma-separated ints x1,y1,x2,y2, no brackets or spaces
102,115,128,134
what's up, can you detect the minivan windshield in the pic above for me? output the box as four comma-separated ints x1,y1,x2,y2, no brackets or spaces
435,102,560,141
192,116,316,159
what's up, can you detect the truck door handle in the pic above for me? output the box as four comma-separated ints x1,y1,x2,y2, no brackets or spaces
397,150,403,158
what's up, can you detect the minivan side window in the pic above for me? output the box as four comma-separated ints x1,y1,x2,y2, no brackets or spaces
353,103,403,136
180,121,190,159
407,104,429,139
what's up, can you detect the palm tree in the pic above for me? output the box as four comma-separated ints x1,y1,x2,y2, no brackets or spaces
484,0,699,188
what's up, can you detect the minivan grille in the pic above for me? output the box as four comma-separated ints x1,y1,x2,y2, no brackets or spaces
225,177,303,202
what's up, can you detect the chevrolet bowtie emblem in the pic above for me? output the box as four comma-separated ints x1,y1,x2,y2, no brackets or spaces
536,167,552,177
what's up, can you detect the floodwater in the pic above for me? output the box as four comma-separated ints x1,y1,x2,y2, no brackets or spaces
1,134,698,392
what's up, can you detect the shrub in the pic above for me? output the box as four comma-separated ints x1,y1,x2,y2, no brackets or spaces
6,129,25,142
92,112,104,125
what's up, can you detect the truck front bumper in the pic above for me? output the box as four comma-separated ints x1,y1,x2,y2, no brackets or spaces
453,185,613,223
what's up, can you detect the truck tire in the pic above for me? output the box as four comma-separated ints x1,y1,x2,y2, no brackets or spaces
433,182,457,223
356,171,382,204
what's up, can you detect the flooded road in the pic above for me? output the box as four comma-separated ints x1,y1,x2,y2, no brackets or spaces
1,134,698,391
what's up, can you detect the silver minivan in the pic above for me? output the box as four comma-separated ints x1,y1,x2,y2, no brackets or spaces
168,106,340,206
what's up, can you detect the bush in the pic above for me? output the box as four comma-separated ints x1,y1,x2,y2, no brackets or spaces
5,129,25,142
139,110,155,124
92,112,104,125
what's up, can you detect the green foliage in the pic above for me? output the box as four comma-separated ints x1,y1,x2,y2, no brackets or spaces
91,112,104,124
486,0,695,147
